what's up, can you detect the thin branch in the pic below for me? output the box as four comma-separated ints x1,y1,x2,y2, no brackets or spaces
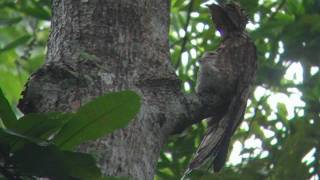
244,94,269,140
175,0,195,69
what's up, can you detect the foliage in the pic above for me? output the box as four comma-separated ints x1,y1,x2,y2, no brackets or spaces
0,88,140,179
0,0,50,108
164,0,320,179
0,0,319,180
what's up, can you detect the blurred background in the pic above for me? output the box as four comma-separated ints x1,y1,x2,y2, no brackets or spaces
0,0,319,179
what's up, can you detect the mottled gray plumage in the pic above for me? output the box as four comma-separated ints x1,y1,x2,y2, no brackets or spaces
186,2,257,175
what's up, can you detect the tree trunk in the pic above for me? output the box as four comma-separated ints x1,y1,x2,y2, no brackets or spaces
18,0,204,179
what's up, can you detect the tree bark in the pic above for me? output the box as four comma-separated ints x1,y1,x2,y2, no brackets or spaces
18,0,207,179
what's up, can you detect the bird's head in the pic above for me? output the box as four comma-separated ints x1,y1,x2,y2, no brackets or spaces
207,2,248,37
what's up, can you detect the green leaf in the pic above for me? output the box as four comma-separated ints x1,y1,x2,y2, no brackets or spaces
53,90,140,150
0,17,22,26
6,112,72,151
0,87,17,128
0,128,49,153
10,144,102,179
13,112,71,139
18,0,51,20
0,35,31,52
277,102,288,120
0,1,15,9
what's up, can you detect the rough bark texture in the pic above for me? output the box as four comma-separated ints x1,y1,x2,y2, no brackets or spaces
18,0,206,179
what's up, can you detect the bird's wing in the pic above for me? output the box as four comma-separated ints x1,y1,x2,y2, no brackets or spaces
187,38,257,173
187,87,245,171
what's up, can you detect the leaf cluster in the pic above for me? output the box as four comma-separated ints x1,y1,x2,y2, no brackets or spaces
157,0,320,179
0,0,320,179
0,88,140,180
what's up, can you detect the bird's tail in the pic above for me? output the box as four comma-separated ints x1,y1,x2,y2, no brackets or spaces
184,88,248,177
187,116,232,172
181,118,232,179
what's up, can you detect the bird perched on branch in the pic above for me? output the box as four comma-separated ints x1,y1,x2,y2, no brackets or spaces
185,2,257,176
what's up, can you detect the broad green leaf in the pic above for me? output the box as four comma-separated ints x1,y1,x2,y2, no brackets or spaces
0,17,22,26
20,7,50,21
0,128,49,152
53,90,140,150
6,112,72,150
0,87,17,128
30,0,51,19
0,35,31,52
0,69,27,106
21,53,45,72
173,0,185,9
11,144,101,179
13,112,71,139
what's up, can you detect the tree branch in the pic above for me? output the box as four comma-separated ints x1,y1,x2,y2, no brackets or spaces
175,0,195,69
171,93,216,134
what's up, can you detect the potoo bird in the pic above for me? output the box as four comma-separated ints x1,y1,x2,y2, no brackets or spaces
186,2,257,174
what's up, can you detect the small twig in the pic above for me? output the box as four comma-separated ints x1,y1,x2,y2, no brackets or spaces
244,94,269,140
175,0,195,69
